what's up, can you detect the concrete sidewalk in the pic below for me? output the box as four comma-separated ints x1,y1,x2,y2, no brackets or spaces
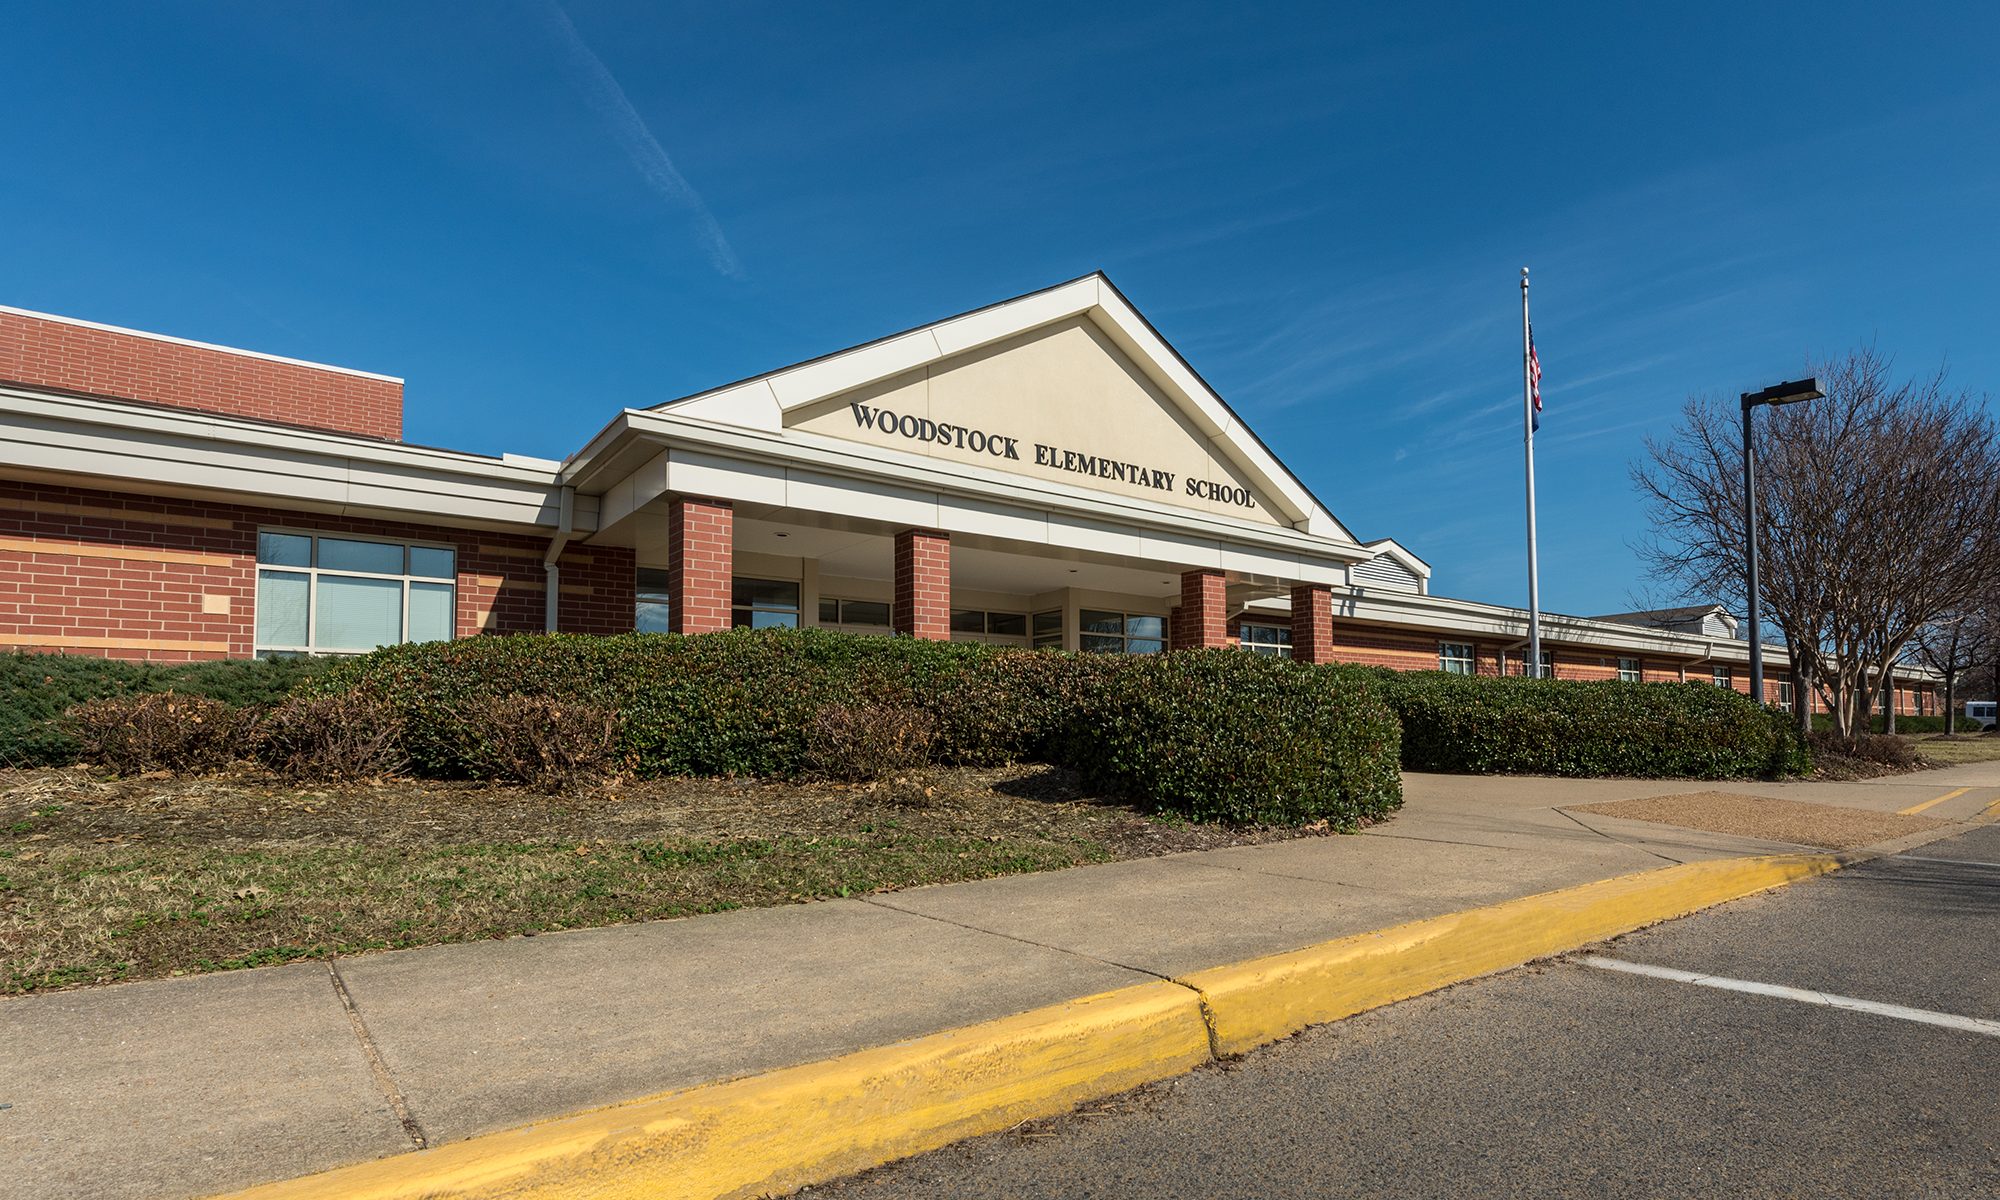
5,762,1995,1200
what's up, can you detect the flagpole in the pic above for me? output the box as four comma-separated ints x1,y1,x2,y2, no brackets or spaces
1521,267,1543,677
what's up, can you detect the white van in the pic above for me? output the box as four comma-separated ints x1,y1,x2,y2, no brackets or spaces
1965,700,1998,730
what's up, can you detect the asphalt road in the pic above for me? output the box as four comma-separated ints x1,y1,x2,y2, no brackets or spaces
819,826,2000,1199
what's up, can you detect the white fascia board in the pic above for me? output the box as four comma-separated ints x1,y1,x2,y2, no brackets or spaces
766,330,943,409
1343,590,1793,662
664,379,783,431
614,409,1372,567
0,387,574,531
927,277,1100,357
1087,288,1331,535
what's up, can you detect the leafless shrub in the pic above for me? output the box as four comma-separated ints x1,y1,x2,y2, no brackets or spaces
459,695,622,793
806,703,936,782
1806,730,1919,770
256,693,406,782
65,692,244,775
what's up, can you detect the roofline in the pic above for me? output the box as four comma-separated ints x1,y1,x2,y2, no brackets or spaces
0,303,404,384
650,272,1106,412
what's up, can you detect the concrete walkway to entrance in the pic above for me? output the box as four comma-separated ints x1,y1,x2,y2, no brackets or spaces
6,761,1996,1200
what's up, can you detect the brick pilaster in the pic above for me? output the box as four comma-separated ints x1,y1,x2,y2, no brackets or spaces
1172,569,1229,650
666,497,732,634
1289,583,1334,664
893,529,951,640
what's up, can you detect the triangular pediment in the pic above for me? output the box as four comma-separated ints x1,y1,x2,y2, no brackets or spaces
658,274,1352,539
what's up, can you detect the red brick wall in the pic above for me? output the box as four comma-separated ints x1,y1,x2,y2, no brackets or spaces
666,497,733,635
893,528,951,640
0,480,630,661
0,308,402,440
1289,585,1334,665
1169,570,1228,650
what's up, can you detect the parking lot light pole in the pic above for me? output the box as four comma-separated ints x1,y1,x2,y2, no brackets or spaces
1740,377,1824,705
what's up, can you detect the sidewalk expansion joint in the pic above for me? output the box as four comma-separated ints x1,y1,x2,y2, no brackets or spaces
1553,807,1686,865
326,960,430,1151
856,894,1178,984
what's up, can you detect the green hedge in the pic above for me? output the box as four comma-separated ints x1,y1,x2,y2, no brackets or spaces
1809,713,1962,735
304,630,1401,827
1072,651,1402,824
1371,670,1809,779
0,652,331,767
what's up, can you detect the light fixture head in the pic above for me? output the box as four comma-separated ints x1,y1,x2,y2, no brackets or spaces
1741,377,1824,408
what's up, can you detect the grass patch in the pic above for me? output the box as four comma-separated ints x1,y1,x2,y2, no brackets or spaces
0,764,1330,994
1907,733,2000,766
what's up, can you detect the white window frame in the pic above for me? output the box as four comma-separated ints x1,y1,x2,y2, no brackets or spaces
1079,609,1166,655
1439,641,1476,675
819,597,894,637
1617,657,1642,683
1240,621,1293,658
1712,665,1733,689
1777,680,1795,712
253,528,457,657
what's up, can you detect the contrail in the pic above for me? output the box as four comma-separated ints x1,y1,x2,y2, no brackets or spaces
543,2,743,277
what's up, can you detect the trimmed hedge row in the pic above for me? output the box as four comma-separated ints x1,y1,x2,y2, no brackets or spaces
0,652,332,768
301,630,1406,827
1370,669,1809,779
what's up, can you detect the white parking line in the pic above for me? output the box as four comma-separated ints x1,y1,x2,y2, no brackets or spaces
1892,855,2000,870
1578,956,2000,1038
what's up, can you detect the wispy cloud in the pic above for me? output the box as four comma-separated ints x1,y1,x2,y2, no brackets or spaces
542,3,741,278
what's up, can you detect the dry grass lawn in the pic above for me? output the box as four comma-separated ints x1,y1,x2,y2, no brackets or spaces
0,765,1330,995
1910,733,2000,766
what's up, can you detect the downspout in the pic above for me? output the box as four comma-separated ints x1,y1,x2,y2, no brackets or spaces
543,485,576,634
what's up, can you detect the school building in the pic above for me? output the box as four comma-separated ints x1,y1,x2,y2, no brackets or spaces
0,274,1938,714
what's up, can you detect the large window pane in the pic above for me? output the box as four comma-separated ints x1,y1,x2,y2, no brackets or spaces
1124,615,1165,640
409,582,455,643
1080,610,1123,635
1126,638,1164,655
317,575,404,650
636,601,671,633
408,546,456,580
256,532,311,568
949,609,985,634
1032,610,1063,636
733,578,800,609
737,609,799,630
318,537,405,575
843,600,890,626
988,612,1026,637
1079,634,1123,654
255,570,310,647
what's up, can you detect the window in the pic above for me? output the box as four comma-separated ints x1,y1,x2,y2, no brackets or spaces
1080,609,1165,654
1617,657,1642,683
1032,609,1064,650
1712,665,1732,689
950,609,1029,645
819,598,892,634
1507,648,1557,677
254,531,455,657
733,578,800,629
1777,680,1795,712
636,568,670,633
1241,622,1292,658
1439,642,1475,675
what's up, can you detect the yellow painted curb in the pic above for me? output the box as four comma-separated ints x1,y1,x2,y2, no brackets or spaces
211,980,1211,1200
210,852,1842,1200
1180,852,1844,1057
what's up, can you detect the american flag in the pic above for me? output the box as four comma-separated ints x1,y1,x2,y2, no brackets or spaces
1528,323,1543,432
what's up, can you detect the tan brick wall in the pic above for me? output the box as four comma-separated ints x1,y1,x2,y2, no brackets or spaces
0,480,630,661
893,528,951,641
0,308,402,440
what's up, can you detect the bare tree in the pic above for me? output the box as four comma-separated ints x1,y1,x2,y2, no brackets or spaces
1633,348,2000,737
1911,608,1988,734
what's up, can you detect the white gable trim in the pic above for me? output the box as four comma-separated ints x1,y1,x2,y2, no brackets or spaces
655,274,1354,544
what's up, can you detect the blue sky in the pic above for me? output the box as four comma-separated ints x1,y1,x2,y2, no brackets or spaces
5,2,1995,616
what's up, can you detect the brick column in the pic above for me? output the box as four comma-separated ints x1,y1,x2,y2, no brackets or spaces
893,529,951,640
1172,569,1229,650
1289,584,1334,664
667,497,732,634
